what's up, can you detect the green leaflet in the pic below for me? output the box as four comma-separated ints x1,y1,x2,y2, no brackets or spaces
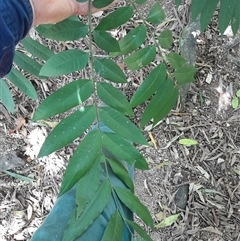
14,51,43,78
93,31,120,52
152,87,178,126
174,0,182,7
38,106,96,157
6,68,37,100
36,18,88,41
59,130,102,196
0,80,14,113
167,52,186,69
140,79,178,127
21,37,54,61
93,0,114,8
219,0,236,34
110,25,147,56
93,58,127,83
124,46,156,70
103,132,148,170
147,2,165,24
158,30,173,49
96,7,133,30
101,211,123,241
114,187,154,229
76,162,103,217
231,1,240,35
99,106,148,145
200,0,219,32
174,64,197,85
191,0,207,21
107,158,134,192
40,50,89,77
126,220,153,241
32,79,92,120
130,63,167,107
97,82,133,116
62,179,111,241
135,0,147,4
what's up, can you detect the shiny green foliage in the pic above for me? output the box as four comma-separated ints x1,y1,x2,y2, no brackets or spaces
95,6,133,30
110,25,146,56
176,0,240,34
6,68,37,100
21,37,54,61
124,46,156,70
36,18,88,41
147,2,165,24
0,79,14,113
3,1,239,240
14,51,43,78
40,50,89,77
158,30,173,49
93,30,120,52
93,58,127,83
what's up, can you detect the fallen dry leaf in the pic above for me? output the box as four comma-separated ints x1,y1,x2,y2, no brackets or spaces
117,62,125,70
9,117,26,134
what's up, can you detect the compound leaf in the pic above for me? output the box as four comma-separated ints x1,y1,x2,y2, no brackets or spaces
124,46,156,70
93,58,127,83
40,50,88,77
33,79,92,120
59,130,102,196
114,187,153,229
97,82,133,116
96,7,133,30
130,63,167,107
38,106,96,157
99,106,148,145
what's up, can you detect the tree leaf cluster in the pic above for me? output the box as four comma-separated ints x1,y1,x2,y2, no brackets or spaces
1,0,240,240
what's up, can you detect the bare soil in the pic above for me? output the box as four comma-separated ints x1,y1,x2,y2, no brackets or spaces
1,1,240,240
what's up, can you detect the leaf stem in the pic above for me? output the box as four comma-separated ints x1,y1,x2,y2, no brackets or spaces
88,0,100,129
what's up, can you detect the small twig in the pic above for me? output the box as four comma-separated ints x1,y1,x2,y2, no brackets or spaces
0,104,12,123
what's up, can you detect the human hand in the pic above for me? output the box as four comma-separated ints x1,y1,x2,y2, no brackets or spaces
29,0,118,26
